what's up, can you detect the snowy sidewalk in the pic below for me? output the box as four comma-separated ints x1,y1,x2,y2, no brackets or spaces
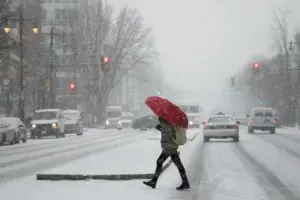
0,132,202,200
36,129,200,181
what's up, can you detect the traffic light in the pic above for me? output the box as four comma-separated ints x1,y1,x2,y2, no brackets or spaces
69,81,76,93
260,100,264,105
101,56,111,72
253,62,260,75
156,88,161,95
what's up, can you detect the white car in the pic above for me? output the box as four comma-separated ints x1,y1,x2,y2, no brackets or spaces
31,109,65,139
248,107,276,134
117,113,134,130
62,109,83,135
203,115,240,142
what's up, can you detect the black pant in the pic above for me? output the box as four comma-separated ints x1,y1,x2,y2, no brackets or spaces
152,151,188,181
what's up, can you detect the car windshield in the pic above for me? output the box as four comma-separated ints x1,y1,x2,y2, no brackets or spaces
34,111,57,120
208,117,231,123
189,106,199,113
179,106,189,113
264,112,273,117
122,116,133,120
0,118,17,128
107,111,121,118
254,112,264,117
63,113,78,120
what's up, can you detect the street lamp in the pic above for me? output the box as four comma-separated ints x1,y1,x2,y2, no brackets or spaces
3,5,39,122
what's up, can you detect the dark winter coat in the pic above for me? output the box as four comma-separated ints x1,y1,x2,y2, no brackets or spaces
155,119,178,155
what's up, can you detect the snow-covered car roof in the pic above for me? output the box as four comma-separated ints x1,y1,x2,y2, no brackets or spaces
35,109,60,113
62,109,79,114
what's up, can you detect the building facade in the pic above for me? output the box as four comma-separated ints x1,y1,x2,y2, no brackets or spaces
40,0,80,108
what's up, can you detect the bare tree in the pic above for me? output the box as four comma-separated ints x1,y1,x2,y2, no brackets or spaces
64,2,157,122
0,0,11,49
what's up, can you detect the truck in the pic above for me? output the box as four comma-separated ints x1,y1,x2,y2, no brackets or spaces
177,102,203,128
105,106,122,129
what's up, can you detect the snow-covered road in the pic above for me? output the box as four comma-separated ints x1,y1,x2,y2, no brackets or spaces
1,126,300,200
0,128,154,185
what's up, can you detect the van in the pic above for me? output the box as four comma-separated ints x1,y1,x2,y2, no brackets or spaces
248,107,276,134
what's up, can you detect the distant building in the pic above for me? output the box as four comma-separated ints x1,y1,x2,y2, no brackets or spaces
40,0,80,108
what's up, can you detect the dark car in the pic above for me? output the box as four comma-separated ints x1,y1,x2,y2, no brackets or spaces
131,115,158,130
0,117,27,145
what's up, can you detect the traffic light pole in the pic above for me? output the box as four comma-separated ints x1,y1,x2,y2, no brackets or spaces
73,50,77,108
48,27,64,108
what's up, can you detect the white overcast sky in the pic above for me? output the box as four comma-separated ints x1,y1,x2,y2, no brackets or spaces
108,0,300,92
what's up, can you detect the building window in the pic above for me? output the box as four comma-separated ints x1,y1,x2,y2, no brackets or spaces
54,9,61,20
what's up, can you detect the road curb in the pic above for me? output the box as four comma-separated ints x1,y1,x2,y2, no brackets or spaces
35,152,179,181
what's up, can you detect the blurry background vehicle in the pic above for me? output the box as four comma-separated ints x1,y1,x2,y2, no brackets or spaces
178,103,202,128
248,107,276,134
232,113,248,125
105,106,122,129
62,109,84,135
0,117,27,145
131,115,158,130
31,109,65,139
203,115,240,142
117,112,134,130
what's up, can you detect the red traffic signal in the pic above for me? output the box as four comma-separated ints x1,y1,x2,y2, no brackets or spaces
253,63,259,68
252,62,260,75
101,56,110,64
69,82,76,93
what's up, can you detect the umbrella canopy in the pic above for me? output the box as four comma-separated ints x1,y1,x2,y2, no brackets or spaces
145,96,188,128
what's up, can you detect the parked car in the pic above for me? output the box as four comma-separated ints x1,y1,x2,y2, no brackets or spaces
131,115,158,130
62,109,84,135
0,117,27,145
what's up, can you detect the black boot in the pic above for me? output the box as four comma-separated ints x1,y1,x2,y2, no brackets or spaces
143,179,157,189
176,179,190,190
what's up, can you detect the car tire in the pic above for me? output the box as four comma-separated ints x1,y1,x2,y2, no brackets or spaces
22,137,27,143
270,127,275,134
1,133,6,145
204,136,209,142
31,133,36,139
10,134,16,145
248,127,253,133
76,124,83,136
233,135,239,142
61,131,65,137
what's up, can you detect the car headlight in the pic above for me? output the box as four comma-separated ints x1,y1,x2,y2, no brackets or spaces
52,123,57,128
106,120,109,125
32,124,36,129
189,121,193,125
118,121,122,125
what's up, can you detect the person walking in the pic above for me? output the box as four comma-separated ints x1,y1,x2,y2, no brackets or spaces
143,117,190,190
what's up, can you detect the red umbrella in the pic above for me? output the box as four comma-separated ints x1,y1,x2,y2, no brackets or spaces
145,96,188,128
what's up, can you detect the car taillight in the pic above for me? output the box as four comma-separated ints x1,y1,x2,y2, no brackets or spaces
232,124,238,129
250,119,254,124
272,120,276,124
204,125,210,129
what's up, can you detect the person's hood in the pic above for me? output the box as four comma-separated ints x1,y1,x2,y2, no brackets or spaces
31,119,58,125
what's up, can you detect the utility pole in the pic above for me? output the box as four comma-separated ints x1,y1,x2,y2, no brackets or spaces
73,46,77,108
3,4,39,122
